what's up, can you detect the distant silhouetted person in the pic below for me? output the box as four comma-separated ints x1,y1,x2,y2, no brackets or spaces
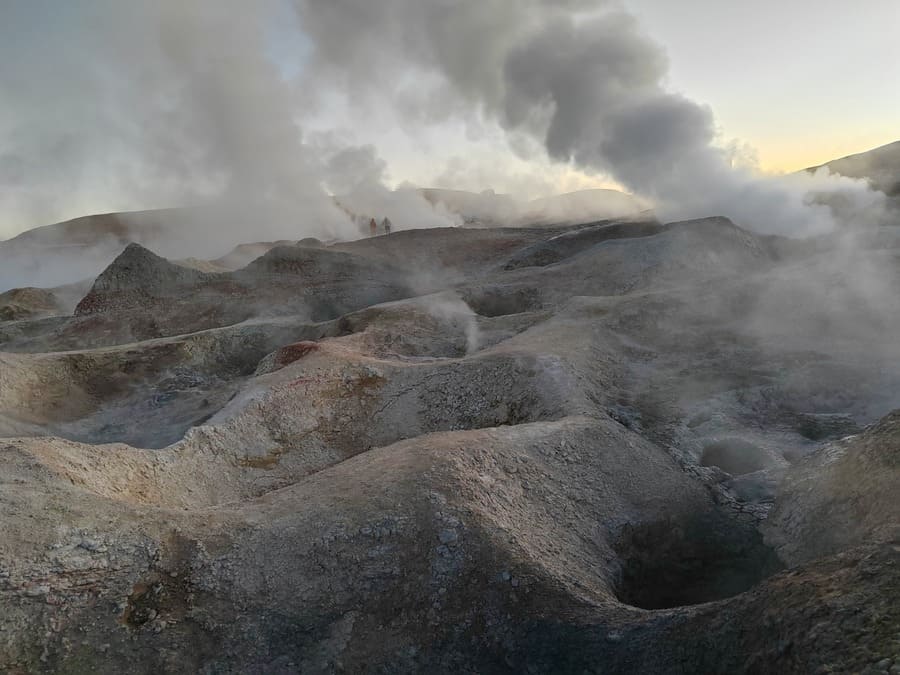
381,217,392,235
369,218,377,236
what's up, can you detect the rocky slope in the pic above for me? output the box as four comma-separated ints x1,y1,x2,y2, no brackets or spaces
0,216,898,673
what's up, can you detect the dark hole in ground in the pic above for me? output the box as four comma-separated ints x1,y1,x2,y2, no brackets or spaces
463,287,540,318
700,438,775,476
793,412,861,442
613,515,783,610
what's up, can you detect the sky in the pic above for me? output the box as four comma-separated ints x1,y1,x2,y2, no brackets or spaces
364,0,900,183
623,0,900,172
0,0,897,238
278,0,900,191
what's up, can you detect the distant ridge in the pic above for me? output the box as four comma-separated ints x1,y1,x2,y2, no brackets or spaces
806,140,900,196
0,208,186,248
0,208,196,292
420,187,646,225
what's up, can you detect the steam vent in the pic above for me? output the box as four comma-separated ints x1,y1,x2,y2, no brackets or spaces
1,1,899,673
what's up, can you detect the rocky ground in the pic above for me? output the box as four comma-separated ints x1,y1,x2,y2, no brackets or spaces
0,216,898,673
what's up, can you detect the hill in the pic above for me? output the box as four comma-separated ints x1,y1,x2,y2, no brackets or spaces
420,187,647,225
806,139,900,196
521,188,648,224
0,208,193,292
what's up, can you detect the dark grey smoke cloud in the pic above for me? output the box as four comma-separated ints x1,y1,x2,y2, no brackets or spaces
292,0,886,236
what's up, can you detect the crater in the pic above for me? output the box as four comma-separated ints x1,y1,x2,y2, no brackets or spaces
463,287,540,317
613,515,783,610
793,412,861,442
700,438,778,476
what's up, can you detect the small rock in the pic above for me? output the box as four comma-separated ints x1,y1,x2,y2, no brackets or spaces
78,539,105,553
438,529,458,545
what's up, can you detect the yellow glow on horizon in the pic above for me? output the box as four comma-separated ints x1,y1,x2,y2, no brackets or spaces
544,128,900,201
753,131,899,175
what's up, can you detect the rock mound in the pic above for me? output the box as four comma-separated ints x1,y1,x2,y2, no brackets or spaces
240,244,392,279
75,243,218,315
213,239,298,270
503,220,663,270
63,242,417,345
765,411,900,566
0,287,61,321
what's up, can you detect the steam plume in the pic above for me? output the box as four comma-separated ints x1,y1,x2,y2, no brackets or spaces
0,0,889,255
0,0,454,251
292,0,887,236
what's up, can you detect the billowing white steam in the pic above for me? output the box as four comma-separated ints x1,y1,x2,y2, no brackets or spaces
0,0,456,249
0,0,889,255
292,0,887,236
